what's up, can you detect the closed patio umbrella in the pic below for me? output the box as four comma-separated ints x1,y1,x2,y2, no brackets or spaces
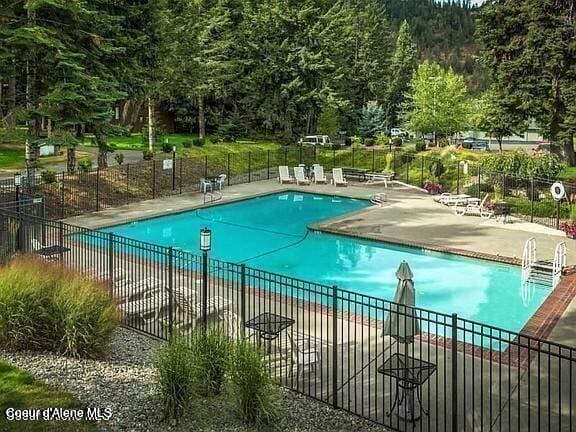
383,260,420,344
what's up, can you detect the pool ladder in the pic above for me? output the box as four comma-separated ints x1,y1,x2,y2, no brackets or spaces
522,237,566,290
203,190,222,205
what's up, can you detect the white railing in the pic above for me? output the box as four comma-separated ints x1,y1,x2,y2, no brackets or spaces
522,237,537,279
552,241,567,288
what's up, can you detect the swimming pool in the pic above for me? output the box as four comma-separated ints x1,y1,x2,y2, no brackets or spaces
103,191,551,334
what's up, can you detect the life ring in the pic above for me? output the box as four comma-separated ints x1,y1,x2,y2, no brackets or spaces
551,182,566,200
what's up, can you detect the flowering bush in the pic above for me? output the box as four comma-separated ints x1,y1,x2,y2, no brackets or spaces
423,182,442,194
560,221,576,238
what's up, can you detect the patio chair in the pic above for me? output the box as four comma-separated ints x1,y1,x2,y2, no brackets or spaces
313,165,327,184
454,194,494,219
216,174,226,190
331,168,347,187
171,287,232,331
293,166,311,185
119,289,170,325
288,333,320,378
115,276,164,303
200,178,213,193
278,166,294,184
366,171,395,188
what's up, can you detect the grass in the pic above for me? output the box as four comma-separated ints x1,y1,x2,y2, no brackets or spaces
0,360,96,431
0,144,89,172
558,166,576,180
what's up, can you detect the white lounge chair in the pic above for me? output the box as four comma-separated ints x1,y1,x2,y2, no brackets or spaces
366,171,394,188
216,174,226,190
455,194,494,219
200,178,213,193
115,277,164,303
278,166,294,184
171,287,231,331
294,166,311,185
313,165,327,184
331,168,347,187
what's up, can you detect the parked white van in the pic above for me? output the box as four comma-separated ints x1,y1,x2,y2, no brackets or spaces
299,135,332,146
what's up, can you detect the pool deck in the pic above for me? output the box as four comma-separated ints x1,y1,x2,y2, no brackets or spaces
65,179,576,349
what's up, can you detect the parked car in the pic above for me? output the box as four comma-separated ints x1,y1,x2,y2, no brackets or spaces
462,137,489,151
533,142,551,155
390,128,409,138
299,135,332,146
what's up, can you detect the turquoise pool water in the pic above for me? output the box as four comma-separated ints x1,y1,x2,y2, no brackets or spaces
104,191,551,334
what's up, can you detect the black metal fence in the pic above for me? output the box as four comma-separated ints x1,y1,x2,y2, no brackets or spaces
0,146,572,229
1,208,574,431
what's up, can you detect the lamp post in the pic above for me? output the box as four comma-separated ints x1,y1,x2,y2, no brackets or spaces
172,145,177,191
14,173,21,203
200,227,212,331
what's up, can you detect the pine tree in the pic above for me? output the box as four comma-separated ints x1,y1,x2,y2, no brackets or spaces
384,20,417,129
478,0,576,164
358,103,386,137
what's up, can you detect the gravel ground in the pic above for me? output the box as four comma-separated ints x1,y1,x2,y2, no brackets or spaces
0,328,387,432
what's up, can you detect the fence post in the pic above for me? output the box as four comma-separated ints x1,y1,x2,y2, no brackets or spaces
58,221,64,262
451,313,458,432
332,285,338,409
284,147,288,166
248,152,252,183
298,145,302,165
60,173,65,219
556,200,561,230
227,153,231,186
477,166,481,199
333,148,336,168
456,163,460,195
314,145,317,163
152,160,156,199
240,264,246,337
168,247,174,337
126,164,130,193
393,149,396,173
202,250,208,331
179,158,183,194
420,156,424,186
204,155,208,178
530,178,535,223
352,146,355,168
267,150,271,180
406,157,410,183
372,148,375,172
502,173,507,198
96,166,100,212
108,232,114,298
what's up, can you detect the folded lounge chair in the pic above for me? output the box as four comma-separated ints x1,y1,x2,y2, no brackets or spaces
294,166,311,185
366,171,394,187
278,166,294,184
313,165,327,184
331,168,347,187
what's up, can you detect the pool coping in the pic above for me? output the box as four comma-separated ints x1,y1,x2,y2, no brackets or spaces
72,187,576,360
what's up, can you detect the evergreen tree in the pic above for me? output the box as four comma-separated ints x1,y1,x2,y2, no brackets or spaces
477,0,576,164
358,102,386,137
384,20,417,129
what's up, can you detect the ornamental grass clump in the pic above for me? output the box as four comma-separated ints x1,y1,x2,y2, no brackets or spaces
0,256,117,358
155,336,196,420
188,328,230,397
226,339,279,425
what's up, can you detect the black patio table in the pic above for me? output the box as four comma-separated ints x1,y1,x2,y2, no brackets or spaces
245,312,295,354
34,245,71,259
378,353,437,423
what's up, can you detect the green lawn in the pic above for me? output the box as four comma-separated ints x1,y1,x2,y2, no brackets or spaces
0,360,96,431
0,145,25,170
558,166,576,180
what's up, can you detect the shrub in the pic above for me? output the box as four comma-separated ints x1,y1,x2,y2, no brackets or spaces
155,336,196,420
77,157,92,173
114,153,125,166
391,136,403,147
0,256,117,358
142,149,154,160
429,160,446,179
466,182,494,197
188,328,230,397
482,151,564,180
226,339,278,425
182,140,193,149
193,138,205,147
161,141,173,153
385,152,394,171
415,139,427,152
364,137,375,147
40,169,57,184
376,134,388,146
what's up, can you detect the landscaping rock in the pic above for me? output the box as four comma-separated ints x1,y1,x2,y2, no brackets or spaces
0,328,387,432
